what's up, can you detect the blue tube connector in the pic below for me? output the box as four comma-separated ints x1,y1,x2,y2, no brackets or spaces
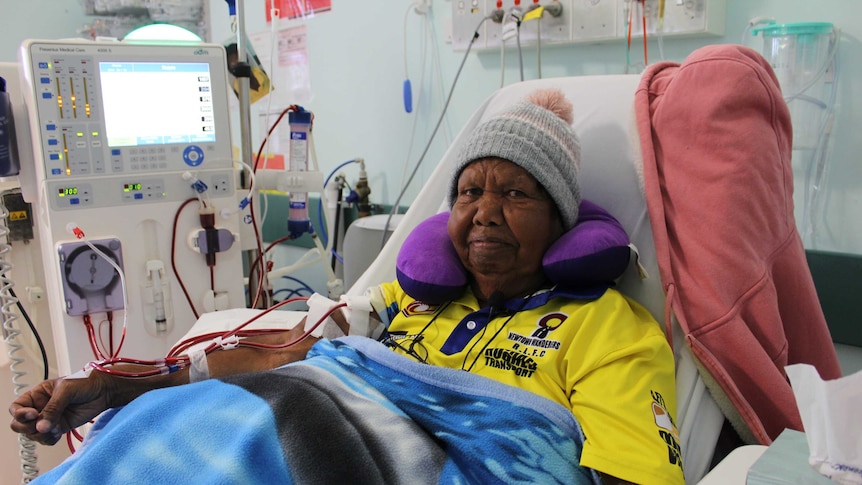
403,79,413,113
288,219,312,239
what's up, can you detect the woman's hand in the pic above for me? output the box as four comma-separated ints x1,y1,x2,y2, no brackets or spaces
8,319,331,446
9,325,321,445
8,372,115,446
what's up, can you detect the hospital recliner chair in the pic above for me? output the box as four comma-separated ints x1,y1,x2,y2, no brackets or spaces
350,44,841,483
350,72,724,484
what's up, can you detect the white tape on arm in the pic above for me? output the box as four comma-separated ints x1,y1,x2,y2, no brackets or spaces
341,294,373,337
305,293,345,339
66,363,94,380
189,349,210,383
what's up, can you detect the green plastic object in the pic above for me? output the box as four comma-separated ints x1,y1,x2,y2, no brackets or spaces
751,22,834,38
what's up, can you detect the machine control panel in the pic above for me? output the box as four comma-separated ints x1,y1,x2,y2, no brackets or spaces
20,40,235,206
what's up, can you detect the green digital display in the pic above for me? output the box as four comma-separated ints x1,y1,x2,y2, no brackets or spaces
124,183,142,192
58,187,78,197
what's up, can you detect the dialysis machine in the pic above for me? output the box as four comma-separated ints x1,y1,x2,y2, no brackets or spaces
14,40,245,376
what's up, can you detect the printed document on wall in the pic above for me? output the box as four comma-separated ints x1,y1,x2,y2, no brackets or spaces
250,25,312,105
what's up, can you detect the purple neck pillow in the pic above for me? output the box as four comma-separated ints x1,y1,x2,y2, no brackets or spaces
396,199,631,304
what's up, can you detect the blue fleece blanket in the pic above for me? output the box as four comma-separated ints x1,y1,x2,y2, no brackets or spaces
34,336,599,484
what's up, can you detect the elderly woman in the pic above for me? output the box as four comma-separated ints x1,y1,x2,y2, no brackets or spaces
10,90,681,485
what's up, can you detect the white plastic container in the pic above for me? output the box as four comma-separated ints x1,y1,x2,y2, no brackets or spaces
753,22,837,150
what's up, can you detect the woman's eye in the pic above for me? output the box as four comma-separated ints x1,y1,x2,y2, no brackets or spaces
506,189,526,198
461,187,482,197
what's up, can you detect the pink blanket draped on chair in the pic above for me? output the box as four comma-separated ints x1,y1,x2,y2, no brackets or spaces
634,44,842,445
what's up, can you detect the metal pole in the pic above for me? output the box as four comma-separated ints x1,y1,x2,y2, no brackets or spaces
234,0,264,307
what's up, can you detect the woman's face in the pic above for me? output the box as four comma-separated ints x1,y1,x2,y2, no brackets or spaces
448,158,564,295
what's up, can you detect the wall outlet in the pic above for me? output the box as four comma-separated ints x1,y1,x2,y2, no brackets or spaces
625,0,725,38
484,0,517,50
517,0,572,46
539,0,573,44
572,0,618,42
452,0,488,50
453,0,724,51
660,0,724,36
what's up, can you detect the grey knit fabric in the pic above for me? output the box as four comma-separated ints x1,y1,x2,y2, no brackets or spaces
447,99,581,229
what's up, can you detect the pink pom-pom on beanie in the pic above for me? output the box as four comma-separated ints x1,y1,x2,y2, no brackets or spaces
448,88,582,229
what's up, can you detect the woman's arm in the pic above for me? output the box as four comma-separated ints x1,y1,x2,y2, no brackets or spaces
9,322,319,446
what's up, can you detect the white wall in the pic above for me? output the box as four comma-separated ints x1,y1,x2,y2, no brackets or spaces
1,1,858,251
1,1,861,482
204,0,862,254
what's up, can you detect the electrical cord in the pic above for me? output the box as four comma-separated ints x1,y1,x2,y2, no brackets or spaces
247,235,293,305
7,288,49,381
537,11,542,79
380,13,494,248
500,33,507,88
515,13,524,82
273,288,313,301
281,275,315,294
0,197,40,481
273,275,316,302
319,158,362,247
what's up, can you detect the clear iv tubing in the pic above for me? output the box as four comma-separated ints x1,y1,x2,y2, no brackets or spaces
400,4,433,191
799,32,841,245
266,234,337,285
0,200,40,481
515,14,524,82
217,158,256,218
80,239,129,358
381,13,492,247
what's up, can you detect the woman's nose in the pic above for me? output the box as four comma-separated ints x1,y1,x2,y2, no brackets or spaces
472,193,503,226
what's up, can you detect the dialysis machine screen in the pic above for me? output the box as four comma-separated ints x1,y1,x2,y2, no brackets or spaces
100,61,217,148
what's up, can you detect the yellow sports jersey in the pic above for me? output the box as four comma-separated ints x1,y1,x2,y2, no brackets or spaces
369,281,684,485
